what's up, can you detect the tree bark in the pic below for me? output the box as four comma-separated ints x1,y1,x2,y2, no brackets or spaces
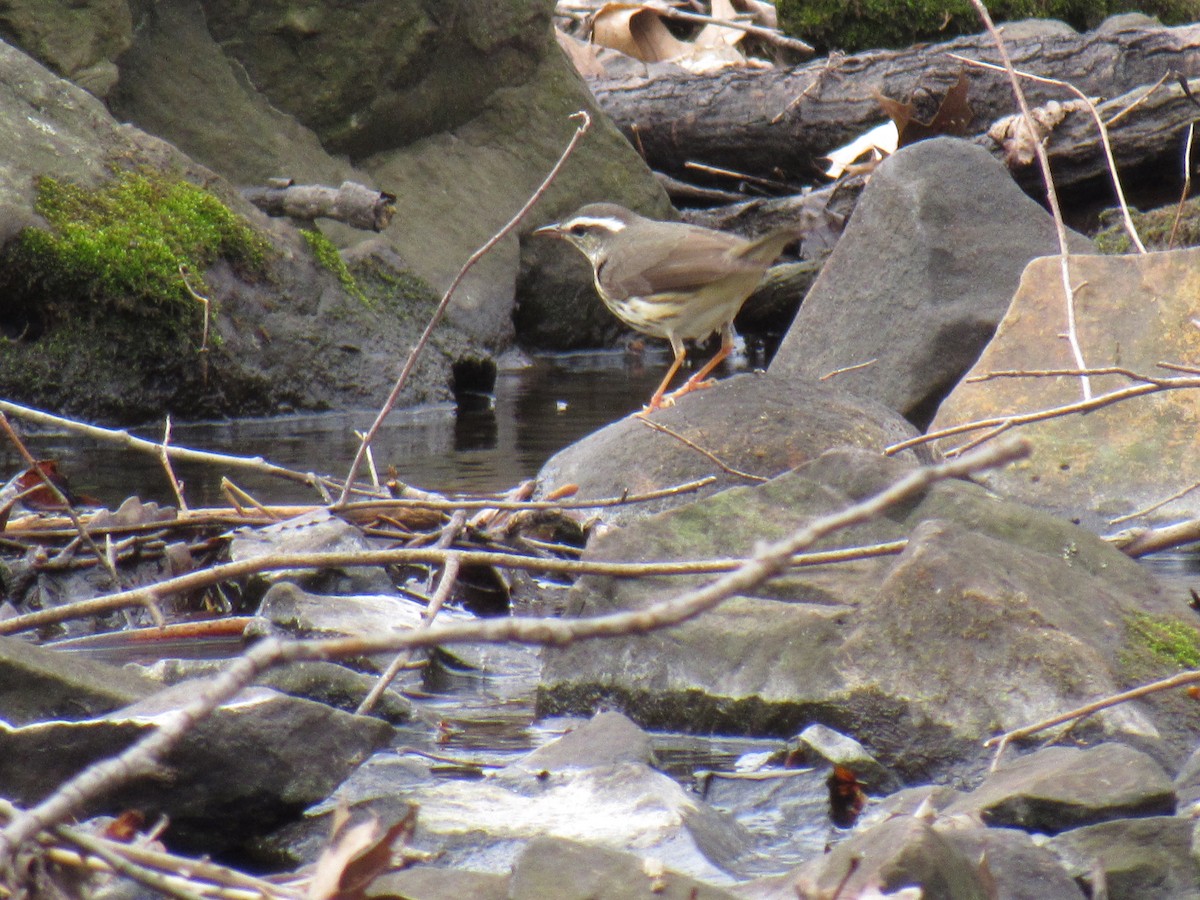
588,18,1200,193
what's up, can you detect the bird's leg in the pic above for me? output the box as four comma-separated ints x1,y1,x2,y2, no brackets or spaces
668,324,735,400
639,337,687,415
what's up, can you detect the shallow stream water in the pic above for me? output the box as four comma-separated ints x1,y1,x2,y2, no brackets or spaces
4,351,676,507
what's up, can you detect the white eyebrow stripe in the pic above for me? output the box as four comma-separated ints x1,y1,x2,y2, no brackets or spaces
568,216,627,231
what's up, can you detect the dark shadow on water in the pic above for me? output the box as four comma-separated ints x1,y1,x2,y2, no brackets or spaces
4,349,696,508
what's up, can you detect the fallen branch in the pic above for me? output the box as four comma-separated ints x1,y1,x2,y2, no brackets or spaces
337,110,593,504
241,180,396,232
984,667,1200,749
0,538,909,636
0,437,1029,873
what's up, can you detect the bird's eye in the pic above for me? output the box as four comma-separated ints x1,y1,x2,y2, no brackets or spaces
567,224,588,237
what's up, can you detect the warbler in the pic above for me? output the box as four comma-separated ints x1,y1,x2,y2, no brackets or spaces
534,202,796,412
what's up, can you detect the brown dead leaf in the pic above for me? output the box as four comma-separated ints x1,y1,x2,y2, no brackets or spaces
593,2,690,62
555,28,609,77
875,70,973,148
987,98,1090,166
307,806,417,900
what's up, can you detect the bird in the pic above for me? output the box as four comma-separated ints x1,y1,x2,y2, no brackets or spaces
534,202,797,413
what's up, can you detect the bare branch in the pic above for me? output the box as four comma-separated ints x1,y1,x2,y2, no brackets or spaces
965,0,1091,401
337,111,594,505
0,438,1029,870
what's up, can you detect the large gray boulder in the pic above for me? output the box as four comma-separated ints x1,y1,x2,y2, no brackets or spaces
104,0,671,349
535,372,925,526
539,448,1200,782
770,137,1094,426
0,36,484,422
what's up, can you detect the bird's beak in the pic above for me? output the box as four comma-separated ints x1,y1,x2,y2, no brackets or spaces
532,222,564,239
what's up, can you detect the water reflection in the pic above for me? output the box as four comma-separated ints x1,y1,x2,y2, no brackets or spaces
3,351,677,509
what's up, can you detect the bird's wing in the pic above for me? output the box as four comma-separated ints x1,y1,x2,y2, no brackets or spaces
600,228,756,300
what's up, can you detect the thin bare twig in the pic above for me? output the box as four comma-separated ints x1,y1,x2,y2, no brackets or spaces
0,413,122,591
358,510,467,715
0,538,909,637
158,417,188,513
1169,120,1196,250
963,1,1092,401
337,110,593,505
983,668,1200,749
636,418,768,482
820,359,877,381
885,375,1200,457
1109,480,1200,525
948,51,1147,254
0,400,343,496
0,437,1029,871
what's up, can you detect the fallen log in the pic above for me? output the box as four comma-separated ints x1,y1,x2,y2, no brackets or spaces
241,180,396,231
587,17,1200,192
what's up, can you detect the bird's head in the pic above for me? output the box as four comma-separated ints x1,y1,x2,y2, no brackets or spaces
532,203,640,265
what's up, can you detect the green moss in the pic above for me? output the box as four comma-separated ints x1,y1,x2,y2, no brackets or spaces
1125,611,1200,670
0,169,272,419
1094,199,1200,254
300,228,373,308
777,0,1197,53
15,170,267,320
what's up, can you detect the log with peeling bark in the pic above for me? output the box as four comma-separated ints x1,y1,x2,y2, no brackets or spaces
241,181,396,231
587,18,1200,194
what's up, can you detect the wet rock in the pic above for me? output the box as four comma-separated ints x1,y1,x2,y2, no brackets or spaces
791,723,901,795
770,137,1093,427
539,448,1199,781
931,246,1200,528
229,508,395,595
280,711,753,882
508,836,742,899
1047,815,1200,899
535,372,925,526
255,581,540,679
0,635,157,725
1174,742,1200,817
943,743,1175,833
793,814,991,900
0,680,393,855
935,824,1087,900
499,710,655,776
367,867,510,900
140,657,416,725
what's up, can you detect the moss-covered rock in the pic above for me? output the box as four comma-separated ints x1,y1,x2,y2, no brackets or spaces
777,1,1198,54
1094,197,1200,254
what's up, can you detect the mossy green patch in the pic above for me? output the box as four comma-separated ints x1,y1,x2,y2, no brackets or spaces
1094,199,1200,254
15,170,267,320
301,228,373,308
0,169,272,420
777,0,1197,54
1125,611,1200,670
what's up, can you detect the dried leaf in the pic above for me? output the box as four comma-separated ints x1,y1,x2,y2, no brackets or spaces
876,70,973,148
307,807,417,900
823,121,899,178
593,3,690,62
987,98,1090,166
555,29,609,77
693,0,745,52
